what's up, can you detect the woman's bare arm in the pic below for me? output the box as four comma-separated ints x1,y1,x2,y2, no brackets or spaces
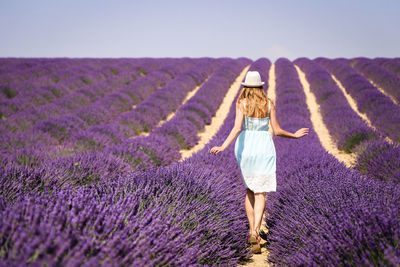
269,99,309,138
210,101,244,154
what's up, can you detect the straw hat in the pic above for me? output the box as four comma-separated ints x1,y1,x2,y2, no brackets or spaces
241,71,265,87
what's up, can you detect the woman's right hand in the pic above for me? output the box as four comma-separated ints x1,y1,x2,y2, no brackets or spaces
294,128,309,138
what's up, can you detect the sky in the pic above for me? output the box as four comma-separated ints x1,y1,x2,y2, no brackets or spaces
0,0,399,61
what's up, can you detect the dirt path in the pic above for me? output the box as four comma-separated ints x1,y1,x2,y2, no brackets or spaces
130,79,208,138
179,65,250,161
294,65,356,168
331,75,395,145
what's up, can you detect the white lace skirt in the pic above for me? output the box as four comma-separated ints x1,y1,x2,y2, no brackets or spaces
234,130,277,193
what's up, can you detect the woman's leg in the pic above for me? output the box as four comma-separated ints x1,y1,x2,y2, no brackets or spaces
245,188,255,235
254,192,266,235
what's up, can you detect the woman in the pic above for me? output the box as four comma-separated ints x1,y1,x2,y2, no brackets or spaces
209,71,309,253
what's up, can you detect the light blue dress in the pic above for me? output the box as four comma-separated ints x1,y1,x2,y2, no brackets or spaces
234,99,277,193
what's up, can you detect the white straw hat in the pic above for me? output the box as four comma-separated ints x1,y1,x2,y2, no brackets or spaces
241,71,265,87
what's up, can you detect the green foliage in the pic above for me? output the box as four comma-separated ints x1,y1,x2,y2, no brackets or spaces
187,107,208,120
75,138,104,152
320,91,335,102
81,76,92,84
124,78,131,85
172,133,189,149
109,67,119,75
130,73,137,81
136,67,147,75
340,132,378,154
120,120,142,136
2,87,18,98
187,116,201,129
10,104,18,112
16,154,42,167
181,214,199,231
138,145,162,166
123,91,139,103
160,69,174,78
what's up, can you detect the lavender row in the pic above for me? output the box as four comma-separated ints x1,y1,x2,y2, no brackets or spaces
294,58,379,152
316,58,400,143
0,59,248,170
108,58,221,136
0,62,200,167
0,60,196,162
3,57,398,265
262,58,400,265
0,58,175,119
0,58,126,100
296,58,400,182
353,138,400,182
100,58,250,170
0,65,138,119
0,157,252,265
0,58,148,85
70,59,198,129
352,57,400,103
0,58,253,265
36,59,216,157
0,68,139,134
0,58,75,83
34,58,204,147
0,59,193,136
373,57,400,79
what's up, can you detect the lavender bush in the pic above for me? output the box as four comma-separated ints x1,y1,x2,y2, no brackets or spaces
1,57,399,266
294,57,379,152
0,59,180,134
316,57,400,143
351,57,400,103
376,58,400,78
353,138,400,182
0,57,256,266
262,58,400,265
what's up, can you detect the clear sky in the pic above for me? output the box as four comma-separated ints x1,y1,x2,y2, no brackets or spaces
0,0,399,61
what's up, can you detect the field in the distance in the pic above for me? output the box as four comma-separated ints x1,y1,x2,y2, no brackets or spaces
0,57,399,266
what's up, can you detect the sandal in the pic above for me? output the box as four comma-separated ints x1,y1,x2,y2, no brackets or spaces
248,233,261,254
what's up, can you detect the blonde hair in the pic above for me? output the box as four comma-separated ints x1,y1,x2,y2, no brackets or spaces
237,86,269,117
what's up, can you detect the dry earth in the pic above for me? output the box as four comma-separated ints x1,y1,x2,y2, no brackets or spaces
294,65,356,168
331,75,395,145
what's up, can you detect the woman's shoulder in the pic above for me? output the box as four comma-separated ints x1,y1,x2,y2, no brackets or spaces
267,97,275,105
237,98,246,106
236,98,245,112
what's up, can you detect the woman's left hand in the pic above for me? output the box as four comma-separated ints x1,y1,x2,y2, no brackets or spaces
210,146,224,154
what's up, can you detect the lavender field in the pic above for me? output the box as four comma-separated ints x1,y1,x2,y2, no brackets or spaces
1,57,400,266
